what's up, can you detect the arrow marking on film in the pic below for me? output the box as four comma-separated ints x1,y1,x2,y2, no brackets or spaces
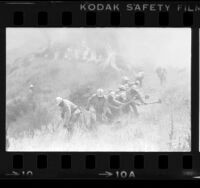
5,171,20,176
98,171,113,177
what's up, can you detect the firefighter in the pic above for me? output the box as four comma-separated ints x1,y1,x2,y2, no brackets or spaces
116,91,133,115
86,88,109,123
29,84,34,93
27,84,36,110
56,97,81,133
126,85,146,117
106,91,124,122
135,71,144,87
156,67,167,86
121,76,130,85
115,84,127,96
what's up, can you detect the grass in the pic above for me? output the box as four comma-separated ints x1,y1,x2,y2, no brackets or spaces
6,45,191,151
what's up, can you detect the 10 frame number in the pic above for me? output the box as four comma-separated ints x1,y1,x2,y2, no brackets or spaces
116,171,136,179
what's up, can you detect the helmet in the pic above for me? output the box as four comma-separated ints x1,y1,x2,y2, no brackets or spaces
96,88,104,97
135,80,140,85
118,85,126,91
128,81,135,87
132,84,138,90
109,91,115,98
29,84,34,88
121,76,129,84
56,97,63,106
120,92,127,100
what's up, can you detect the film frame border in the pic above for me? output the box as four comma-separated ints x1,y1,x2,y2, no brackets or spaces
0,0,199,180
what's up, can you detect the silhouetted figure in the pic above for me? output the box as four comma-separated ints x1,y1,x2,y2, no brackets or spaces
156,67,167,86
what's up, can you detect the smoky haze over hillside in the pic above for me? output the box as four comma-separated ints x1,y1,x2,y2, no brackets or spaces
6,28,191,151
7,28,190,68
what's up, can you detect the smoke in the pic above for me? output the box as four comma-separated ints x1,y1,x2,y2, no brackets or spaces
6,28,191,151
7,28,191,69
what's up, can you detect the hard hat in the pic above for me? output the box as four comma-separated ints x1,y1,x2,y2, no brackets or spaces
56,97,63,106
121,76,130,85
122,76,129,82
96,88,104,97
132,84,138,90
120,92,127,100
119,85,126,91
109,91,115,97
135,80,140,85
29,84,34,88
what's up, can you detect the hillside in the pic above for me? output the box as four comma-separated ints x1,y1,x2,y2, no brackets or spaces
6,40,191,152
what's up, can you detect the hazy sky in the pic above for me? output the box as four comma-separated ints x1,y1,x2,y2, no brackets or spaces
7,28,191,69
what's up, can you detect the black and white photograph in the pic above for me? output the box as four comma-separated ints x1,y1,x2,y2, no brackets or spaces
6,28,191,151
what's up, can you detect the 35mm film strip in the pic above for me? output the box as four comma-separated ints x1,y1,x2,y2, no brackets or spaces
0,0,200,180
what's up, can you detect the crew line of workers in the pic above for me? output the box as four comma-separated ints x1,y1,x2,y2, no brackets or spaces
56,74,146,129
